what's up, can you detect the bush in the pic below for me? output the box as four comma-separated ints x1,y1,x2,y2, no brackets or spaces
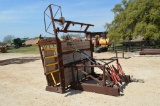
12,38,25,48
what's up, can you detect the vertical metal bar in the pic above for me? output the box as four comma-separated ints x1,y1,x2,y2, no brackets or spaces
38,45,44,67
140,41,142,51
122,50,124,58
71,66,75,82
103,65,106,86
49,5,65,93
89,33,94,73
122,44,124,58
75,66,79,82
113,42,115,51
115,42,117,52
129,41,131,51
83,61,87,79
57,40,65,92
48,5,58,38
116,50,118,58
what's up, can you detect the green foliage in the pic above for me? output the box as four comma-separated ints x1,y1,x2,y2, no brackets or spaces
7,44,39,54
12,38,25,48
105,0,160,41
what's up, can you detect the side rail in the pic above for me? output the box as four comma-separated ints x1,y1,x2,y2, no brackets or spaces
37,38,60,87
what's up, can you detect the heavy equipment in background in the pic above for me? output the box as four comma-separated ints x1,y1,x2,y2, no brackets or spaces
91,32,110,53
0,43,7,53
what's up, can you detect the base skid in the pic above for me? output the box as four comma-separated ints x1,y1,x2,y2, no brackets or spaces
46,86,65,93
126,75,131,82
71,82,120,96
122,75,131,82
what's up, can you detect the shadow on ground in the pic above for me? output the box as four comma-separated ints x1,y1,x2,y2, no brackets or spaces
64,89,83,97
0,57,40,66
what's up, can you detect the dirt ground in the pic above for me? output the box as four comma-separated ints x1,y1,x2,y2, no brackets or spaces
0,52,160,106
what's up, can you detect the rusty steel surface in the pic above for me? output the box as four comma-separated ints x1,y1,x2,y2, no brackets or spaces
42,4,95,94
125,75,131,82
37,4,131,96
140,49,160,55
44,4,94,35
71,83,120,96
46,86,64,93
57,40,66,92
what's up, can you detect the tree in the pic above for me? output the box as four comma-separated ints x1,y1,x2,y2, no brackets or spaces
3,35,15,43
12,38,25,48
105,0,160,41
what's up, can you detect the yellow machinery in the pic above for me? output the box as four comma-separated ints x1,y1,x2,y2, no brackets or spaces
91,32,109,53
0,43,7,53
98,37,109,47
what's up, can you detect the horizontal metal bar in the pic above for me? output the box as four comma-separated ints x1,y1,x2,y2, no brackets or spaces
78,70,101,83
71,82,120,96
96,59,117,65
63,59,88,67
62,48,91,54
105,59,116,65
57,30,92,33
54,19,94,26
75,64,104,68
95,58,117,61
44,55,58,59
43,48,57,51
46,62,58,67
45,69,59,75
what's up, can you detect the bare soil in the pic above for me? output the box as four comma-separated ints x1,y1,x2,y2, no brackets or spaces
0,52,160,106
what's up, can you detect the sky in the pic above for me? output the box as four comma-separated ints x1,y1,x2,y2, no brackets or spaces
0,0,122,42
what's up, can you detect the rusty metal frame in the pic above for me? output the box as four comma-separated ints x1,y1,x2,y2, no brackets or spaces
44,4,94,35
38,4,131,96
43,4,95,94
71,83,119,96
